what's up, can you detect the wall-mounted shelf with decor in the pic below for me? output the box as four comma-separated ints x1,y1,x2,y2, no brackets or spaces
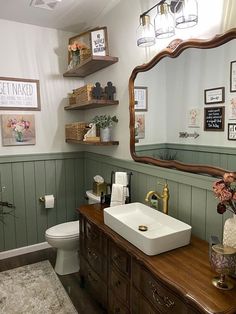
66,139,119,146
64,99,119,110
63,55,118,77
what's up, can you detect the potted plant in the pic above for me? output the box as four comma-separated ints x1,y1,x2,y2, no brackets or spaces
92,115,118,141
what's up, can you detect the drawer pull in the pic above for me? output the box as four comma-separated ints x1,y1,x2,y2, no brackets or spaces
148,281,175,309
87,248,98,260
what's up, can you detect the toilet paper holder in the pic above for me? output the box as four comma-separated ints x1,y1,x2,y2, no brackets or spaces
39,196,55,202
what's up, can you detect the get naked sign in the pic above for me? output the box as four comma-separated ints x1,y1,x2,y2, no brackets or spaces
0,77,41,110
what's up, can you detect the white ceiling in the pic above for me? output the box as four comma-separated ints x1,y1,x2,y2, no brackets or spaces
0,0,121,33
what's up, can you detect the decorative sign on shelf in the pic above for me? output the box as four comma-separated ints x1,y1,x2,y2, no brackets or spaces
204,106,225,131
0,77,41,110
67,26,109,69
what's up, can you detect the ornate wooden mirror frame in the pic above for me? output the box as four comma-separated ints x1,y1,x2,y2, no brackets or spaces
129,28,236,177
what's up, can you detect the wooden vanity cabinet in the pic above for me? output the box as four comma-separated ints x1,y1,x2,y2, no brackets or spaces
79,214,108,308
78,204,236,314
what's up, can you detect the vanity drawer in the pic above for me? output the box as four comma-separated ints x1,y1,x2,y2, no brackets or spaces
133,261,187,314
84,261,107,309
110,241,131,277
110,267,130,306
132,286,158,314
85,244,107,280
109,292,130,314
85,220,101,248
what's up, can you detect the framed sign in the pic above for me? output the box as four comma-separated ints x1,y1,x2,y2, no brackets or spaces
0,77,41,110
91,27,108,56
204,87,225,104
230,61,236,92
134,86,148,111
228,123,236,140
204,106,225,131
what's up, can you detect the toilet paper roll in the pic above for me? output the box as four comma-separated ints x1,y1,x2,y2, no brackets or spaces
44,195,55,208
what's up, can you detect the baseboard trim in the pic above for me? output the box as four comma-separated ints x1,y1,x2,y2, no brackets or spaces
0,242,51,260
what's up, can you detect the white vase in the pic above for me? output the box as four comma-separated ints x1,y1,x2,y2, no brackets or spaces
100,127,112,142
223,214,236,249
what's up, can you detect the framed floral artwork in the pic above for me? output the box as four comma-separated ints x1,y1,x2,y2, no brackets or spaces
135,113,145,139
1,114,36,146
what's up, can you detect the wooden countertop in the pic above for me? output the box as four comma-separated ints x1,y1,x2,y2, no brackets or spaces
78,204,236,314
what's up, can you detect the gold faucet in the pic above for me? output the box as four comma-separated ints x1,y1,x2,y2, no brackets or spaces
145,183,169,215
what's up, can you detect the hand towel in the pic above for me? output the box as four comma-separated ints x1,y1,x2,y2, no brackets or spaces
110,183,126,207
115,172,129,197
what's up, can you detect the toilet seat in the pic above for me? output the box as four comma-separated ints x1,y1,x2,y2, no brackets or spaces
46,221,79,239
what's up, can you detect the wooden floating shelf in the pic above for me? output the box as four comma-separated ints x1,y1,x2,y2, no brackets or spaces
63,55,119,77
66,139,119,146
64,99,119,110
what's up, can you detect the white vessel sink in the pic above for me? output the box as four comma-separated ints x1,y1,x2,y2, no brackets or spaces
104,202,191,256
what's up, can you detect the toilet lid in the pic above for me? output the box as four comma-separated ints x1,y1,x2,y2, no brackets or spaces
46,221,79,238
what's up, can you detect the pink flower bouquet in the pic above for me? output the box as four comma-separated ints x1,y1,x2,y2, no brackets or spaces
213,173,236,214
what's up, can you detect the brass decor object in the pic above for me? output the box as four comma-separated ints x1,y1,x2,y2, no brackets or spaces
145,183,169,214
210,244,236,290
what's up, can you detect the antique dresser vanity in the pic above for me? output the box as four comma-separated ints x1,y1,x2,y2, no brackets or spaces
78,204,236,314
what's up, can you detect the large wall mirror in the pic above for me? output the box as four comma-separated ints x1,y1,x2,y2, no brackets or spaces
129,28,236,177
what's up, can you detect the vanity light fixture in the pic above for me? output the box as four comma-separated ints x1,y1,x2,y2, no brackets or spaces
136,0,198,47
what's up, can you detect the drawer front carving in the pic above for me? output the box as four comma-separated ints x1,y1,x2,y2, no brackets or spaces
132,286,158,314
84,261,107,308
110,242,130,277
85,245,107,280
85,220,101,248
110,268,130,306
137,267,187,314
109,292,129,314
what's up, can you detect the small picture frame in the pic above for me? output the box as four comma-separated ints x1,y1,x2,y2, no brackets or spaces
135,113,145,139
204,87,225,104
230,61,236,92
228,123,236,140
204,106,225,131
134,86,148,111
1,114,36,146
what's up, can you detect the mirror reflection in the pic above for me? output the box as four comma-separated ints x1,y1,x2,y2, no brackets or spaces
129,29,236,177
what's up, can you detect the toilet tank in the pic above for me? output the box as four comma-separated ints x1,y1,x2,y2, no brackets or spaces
86,190,101,204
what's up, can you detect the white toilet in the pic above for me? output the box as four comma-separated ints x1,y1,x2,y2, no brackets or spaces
45,221,79,275
45,192,100,275
86,190,101,204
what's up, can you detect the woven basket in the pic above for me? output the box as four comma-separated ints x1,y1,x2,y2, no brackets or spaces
80,48,91,62
65,122,87,140
72,84,94,103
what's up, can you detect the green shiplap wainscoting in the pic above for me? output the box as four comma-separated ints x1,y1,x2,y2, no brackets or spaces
135,143,236,171
84,152,230,243
0,151,231,252
0,152,84,252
